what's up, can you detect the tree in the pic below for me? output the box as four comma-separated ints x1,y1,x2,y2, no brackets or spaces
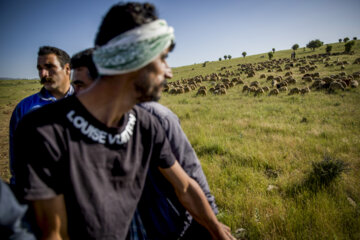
326,45,332,54
354,37,358,40
242,51,247,58
272,48,275,53
224,55,227,60
306,39,323,51
292,44,299,51
344,41,355,53
219,57,222,61
344,37,349,43
268,52,273,60
228,55,232,60
339,39,342,43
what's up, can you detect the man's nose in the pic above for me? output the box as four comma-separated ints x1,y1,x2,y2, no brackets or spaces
164,63,173,79
39,69,49,78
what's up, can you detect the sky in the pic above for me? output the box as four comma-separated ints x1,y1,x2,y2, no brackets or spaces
0,0,359,79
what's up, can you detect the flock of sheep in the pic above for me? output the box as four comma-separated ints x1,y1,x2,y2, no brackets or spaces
164,53,360,97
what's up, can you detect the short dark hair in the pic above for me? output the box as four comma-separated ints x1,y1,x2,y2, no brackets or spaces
95,2,158,46
71,48,99,80
38,46,70,68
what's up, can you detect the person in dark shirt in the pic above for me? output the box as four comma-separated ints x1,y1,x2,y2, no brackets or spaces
14,2,235,240
71,48,228,239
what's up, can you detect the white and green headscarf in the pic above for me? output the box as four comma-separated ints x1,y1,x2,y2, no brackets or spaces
93,19,174,75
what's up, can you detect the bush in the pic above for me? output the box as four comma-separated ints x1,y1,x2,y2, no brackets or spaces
354,37,357,40
224,55,227,60
286,155,348,196
268,52,273,60
242,51,247,58
339,38,342,43
305,156,348,191
344,37,349,43
306,39,323,51
219,58,222,61
228,55,232,60
292,44,299,51
272,48,275,53
326,45,332,54
344,41,355,53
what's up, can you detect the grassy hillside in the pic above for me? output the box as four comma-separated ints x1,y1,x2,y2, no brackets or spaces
160,41,360,239
0,41,359,239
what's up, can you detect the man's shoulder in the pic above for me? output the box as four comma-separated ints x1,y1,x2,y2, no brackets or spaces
138,102,178,123
15,91,42,109
19,96,75,127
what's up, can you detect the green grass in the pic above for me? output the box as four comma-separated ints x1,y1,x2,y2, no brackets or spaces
160,41,360,239
1,41,360,239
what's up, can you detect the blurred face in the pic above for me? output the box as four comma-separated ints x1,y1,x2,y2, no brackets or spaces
72,67,94,94
134,48,172,102
37,54,70,95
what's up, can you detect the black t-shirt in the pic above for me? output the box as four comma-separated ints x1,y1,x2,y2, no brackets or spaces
14,96,175,240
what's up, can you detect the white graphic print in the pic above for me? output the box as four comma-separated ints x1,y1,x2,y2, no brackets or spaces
67,110,136,145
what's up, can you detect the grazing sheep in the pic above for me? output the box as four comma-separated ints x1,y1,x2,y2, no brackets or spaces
168,88,176,94
288,87,300,95
279,86,288,92
250,81,260,88
284,71,293,77
176,88,185,94
255,88,265,96
271,80,278,88
262,86,270,92
303,76,313,83
184,86,191,92
267,75,274,81
329,81,345,91
242,85,249,92
260,74,266,79
300,87,310,95
249,86,257,93
350,80,359,88
196,88,207,96
310,80,326,90
269,89,279,96
236,79,244,85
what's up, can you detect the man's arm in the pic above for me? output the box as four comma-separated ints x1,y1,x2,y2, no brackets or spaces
31,195,69,240
158,161,235,240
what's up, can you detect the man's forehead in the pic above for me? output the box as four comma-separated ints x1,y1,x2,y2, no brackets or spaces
37,54,60,64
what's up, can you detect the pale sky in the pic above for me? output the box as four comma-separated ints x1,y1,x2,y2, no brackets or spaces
0,0,359,79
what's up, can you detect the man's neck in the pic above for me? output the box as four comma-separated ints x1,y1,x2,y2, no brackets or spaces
49,82,71,100
77,75,137,128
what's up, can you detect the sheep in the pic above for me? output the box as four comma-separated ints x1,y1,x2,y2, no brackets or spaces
242,85,249,92
288,87,300,95
196,88,207,96
249,86,257,93
269,89,279,96
250,81,260,88
329,81,345,91
254,88,265,96
279,86,288,92
262,86,270,92
260,74,266,79
300,87,310,95
350,80,359,88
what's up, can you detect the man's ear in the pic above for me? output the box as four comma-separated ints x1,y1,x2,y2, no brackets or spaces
64,63,71,76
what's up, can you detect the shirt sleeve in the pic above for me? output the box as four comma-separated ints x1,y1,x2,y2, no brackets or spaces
14,115,65,201
151,117,176,169
161,114,218,214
